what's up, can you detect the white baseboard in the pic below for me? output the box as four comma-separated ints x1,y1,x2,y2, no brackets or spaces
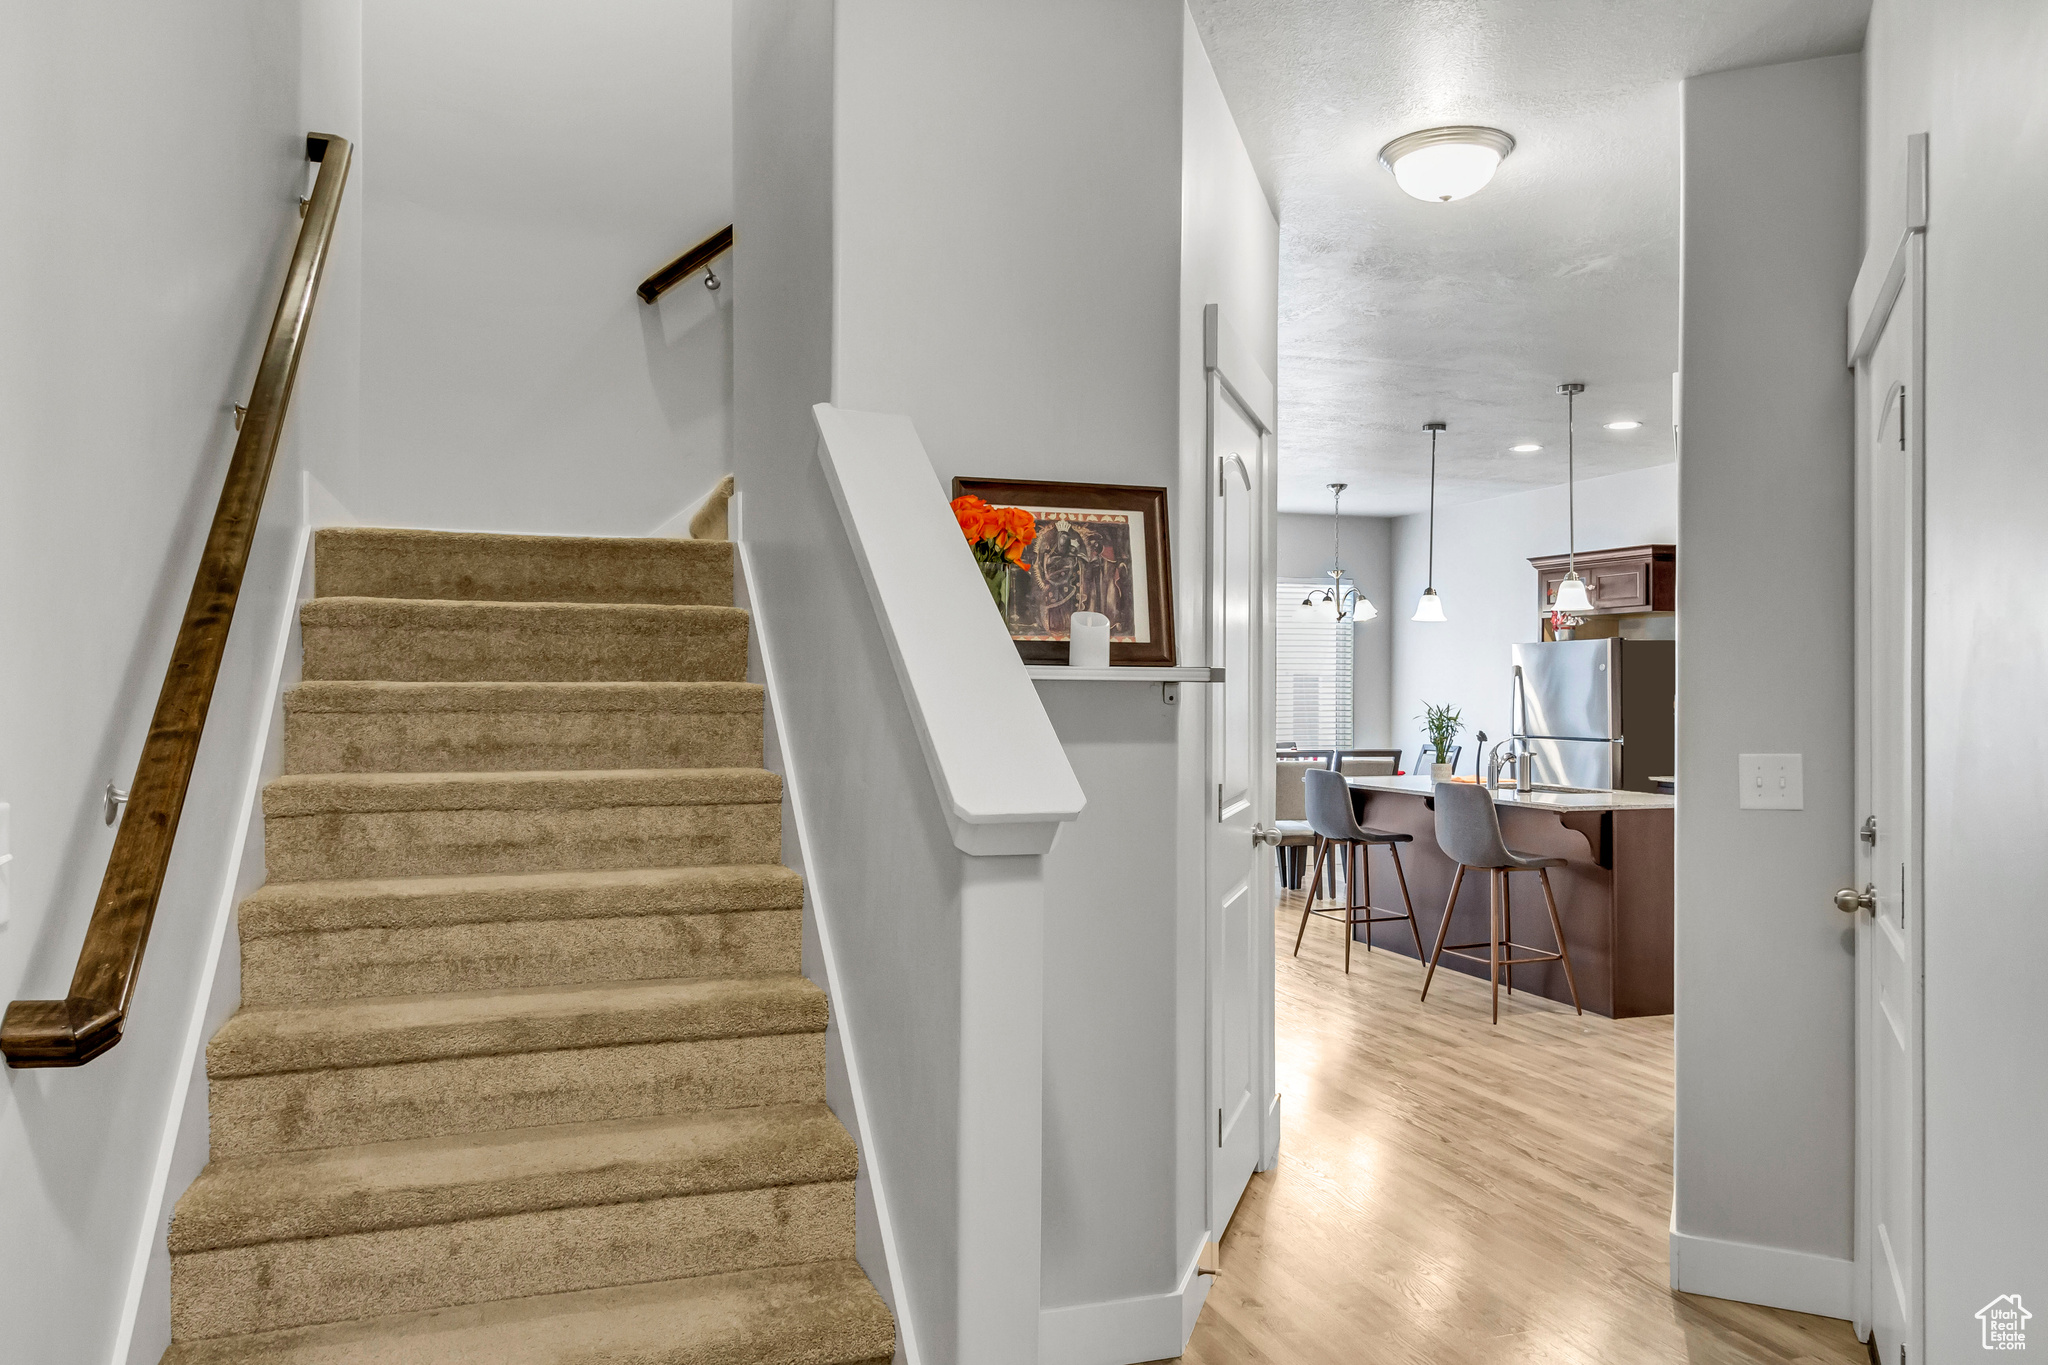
1039,1236,1212,1365
1669,1215,1855,1321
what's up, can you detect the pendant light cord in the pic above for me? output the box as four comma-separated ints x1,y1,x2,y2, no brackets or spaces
1332,485,1342,588
1426,427,1438,590
1566,387,1576,576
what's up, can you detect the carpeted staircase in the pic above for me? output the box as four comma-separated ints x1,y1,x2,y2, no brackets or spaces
162,528,895,1364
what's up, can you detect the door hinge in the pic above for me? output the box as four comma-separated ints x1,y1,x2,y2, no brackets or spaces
1860,815,1878,845
1899,389,1907,451
1218,1108,1224,1147
1900,862,1907,927
1218,783,1224,820
1217,456,1227,497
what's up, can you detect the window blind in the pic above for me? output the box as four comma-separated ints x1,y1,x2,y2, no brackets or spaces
1275,579,1354,750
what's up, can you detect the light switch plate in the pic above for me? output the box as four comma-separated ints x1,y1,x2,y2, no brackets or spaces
1739,754,1803,810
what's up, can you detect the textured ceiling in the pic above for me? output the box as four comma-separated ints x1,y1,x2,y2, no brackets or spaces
1188,0,1869,515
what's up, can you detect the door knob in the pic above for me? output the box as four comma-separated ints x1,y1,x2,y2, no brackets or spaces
1834,884,1876,914
1251,825,1284,847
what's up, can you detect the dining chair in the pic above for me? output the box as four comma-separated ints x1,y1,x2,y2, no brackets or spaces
1295,769,1422,973
1271,760,1320,890
1419,781,1581,1023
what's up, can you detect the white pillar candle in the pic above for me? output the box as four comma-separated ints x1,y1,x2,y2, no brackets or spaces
1067,612,1111,669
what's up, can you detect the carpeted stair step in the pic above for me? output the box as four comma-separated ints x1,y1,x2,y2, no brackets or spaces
261,769,783,882
284,681,765,774
238,866,804,1005
300,597,749,684
159,1259,895,1365
169,1104,856,1339
207,977,827,1157
313,527,735,606
159,1260,897,1365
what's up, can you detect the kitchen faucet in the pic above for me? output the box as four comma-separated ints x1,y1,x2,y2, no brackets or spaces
1486,737,1513,790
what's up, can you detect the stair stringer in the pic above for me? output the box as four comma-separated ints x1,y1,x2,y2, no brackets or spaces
734,511,922,1365
112,472,359,1365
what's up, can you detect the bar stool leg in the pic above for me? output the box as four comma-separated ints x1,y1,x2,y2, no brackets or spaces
1293,839,1329,957
1389,844,1424,958
1420,865,1465,1003
1537,868,1582,1015
1361,843,1374,952
1342,841,1355,974
1489,869,1502,1024
1503,871,1514,996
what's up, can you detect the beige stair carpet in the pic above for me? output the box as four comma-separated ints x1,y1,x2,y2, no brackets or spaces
163,529,894,1364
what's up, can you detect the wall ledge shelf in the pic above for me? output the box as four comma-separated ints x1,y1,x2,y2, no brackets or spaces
1026,665,1220,682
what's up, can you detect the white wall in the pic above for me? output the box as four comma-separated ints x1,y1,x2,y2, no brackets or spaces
830,0,1193,1330
353,0,733,534
1864,2,2048,1348
0,5,314,1360
1673,53,1861,1310
742,5,1271,1359
736,5,973,1360
1275,513,1394,747
1387,463,1677,769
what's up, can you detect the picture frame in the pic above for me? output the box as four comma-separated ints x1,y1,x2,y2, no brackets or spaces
950,476,1177,667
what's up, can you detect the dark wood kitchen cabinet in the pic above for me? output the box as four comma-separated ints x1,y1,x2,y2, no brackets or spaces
1530,544,1676,615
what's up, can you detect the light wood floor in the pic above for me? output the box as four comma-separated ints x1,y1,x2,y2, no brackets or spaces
1155,887,1867,1365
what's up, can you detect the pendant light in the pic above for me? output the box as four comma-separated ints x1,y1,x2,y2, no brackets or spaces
1298,483,1377,622
1553,383,1594,614
1412,423,1447,621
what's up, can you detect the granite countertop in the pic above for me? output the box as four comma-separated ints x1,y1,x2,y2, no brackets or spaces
1345,774,1676,812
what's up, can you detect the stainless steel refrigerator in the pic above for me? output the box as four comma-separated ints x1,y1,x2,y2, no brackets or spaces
1509,639,1674,792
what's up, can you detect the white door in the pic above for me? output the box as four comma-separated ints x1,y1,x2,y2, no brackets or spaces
1852,210,1923,1363
1206,368,1273,1243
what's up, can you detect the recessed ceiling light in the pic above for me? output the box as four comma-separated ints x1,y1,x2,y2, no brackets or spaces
1604,420,1642,431
1377,126,1516,203
1510,443,1543,453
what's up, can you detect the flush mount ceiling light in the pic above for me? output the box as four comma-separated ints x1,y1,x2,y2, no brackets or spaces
1510,443,1543,453
1413,423,1448,622
1604,420,1642,431
1553,383,1594,614
1299,483,1377,623
1378,126,1516,202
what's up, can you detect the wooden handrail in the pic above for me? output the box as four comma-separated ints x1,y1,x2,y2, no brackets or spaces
1,133,352,1069
637,224,733,303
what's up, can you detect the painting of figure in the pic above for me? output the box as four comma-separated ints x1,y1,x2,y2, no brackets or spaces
1009,509,1138,641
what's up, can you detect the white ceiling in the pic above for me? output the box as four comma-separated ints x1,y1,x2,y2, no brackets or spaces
1188,0,1869,515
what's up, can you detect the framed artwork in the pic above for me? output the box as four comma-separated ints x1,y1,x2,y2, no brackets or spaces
950,477,1177,667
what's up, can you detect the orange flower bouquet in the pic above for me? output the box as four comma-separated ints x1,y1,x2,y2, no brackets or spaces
951,494,1036,616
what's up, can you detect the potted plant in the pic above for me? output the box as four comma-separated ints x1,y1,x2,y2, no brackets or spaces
1419,702,1463,781
951,494,1038,616
1549,608,1585,641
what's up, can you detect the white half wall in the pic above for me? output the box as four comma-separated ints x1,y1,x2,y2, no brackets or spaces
0,6,317,1359
1276,512,1394,748
1387,463,1677,768
1865,1,2048,1350
353,0,733,534
1674,53,1862,1316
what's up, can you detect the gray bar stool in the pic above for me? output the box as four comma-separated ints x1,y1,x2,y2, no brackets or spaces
1295,769,1422,973
1420,782,1581,1023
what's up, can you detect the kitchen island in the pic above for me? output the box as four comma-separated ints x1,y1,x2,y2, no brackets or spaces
1339,775,1674,1018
